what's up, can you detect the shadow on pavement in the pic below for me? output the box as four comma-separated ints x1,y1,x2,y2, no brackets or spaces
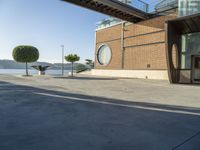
53,76,118,80
0,80,200,150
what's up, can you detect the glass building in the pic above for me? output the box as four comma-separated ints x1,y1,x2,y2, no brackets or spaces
63,0,200,83
166,0,200,83
96,0,149,30
179,0,200,16
181,33,200,69
155,0,178,12
180,0,200,70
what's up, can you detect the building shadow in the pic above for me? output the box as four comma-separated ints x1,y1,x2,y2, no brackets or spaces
53,76,118,80
0,80,200,115
0,80,200,150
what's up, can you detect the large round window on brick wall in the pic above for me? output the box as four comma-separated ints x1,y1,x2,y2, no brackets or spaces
97,44,112,66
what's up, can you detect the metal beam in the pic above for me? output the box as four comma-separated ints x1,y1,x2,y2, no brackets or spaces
62,0,149,23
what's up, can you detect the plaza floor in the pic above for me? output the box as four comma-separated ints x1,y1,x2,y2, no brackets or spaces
0,74,199,150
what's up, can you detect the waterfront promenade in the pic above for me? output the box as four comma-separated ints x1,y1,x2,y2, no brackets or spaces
0,75,200,150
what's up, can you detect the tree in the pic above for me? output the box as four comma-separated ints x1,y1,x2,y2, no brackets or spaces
85,59,94,69
65,54,80,77
12,45,39,76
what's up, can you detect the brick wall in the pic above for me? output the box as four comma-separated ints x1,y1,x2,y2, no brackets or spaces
124,43,167,69
96,40,122,69
95,14,177,70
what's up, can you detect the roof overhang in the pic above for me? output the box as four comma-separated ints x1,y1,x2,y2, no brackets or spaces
166,13,200,34
165,13,200,83
62,0,149,23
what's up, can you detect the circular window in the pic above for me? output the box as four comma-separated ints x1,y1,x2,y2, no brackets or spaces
97,45,111,66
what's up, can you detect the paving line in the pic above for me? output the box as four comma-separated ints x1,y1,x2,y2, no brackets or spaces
34,92,200,116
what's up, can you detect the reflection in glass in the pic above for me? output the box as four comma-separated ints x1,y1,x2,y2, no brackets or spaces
179,0,200,16
97,45,111,66
181,32,200,69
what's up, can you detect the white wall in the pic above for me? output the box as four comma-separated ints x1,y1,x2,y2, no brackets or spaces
91,69,169,80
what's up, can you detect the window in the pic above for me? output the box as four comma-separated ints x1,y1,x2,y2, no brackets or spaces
97,45,112,66
179,0,200,16
181,32,200,69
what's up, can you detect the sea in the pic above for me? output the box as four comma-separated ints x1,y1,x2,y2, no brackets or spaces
0,69,70,76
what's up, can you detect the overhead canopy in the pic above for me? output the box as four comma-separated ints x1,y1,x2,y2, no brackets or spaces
166,13,200,83
62,0,149,23
167,13,200,34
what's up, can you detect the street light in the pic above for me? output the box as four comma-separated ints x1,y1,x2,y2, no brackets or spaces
61,45,64,76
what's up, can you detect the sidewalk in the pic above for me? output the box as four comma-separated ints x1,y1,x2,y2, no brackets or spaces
0,74,200,108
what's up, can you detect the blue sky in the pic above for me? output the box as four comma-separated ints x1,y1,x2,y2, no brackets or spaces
0,0,154,63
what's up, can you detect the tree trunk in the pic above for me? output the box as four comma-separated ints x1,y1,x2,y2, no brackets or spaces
71,62,74,77
26,62,28,76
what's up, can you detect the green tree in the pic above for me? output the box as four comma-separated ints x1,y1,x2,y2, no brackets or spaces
65,54,80,77
12,45,39,76
85,59,94,69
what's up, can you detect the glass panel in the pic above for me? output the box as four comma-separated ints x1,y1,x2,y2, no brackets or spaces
179,0,200,16
181,32,200,69
195,57,200,69
96,0,149,30
155,0,178,12
181,54,186,69
97,45,112,66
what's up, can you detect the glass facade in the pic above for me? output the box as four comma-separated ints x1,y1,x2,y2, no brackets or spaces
181,32,200,69
96,0,149,30
155,0,178,12
96,18,122,30
179,0,200,16
118,0,132,4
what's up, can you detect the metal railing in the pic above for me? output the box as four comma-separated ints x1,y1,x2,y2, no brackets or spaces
96,0,149,30
117,0,149,13
155,0,178,12
96,0,179,30
131,0,149,13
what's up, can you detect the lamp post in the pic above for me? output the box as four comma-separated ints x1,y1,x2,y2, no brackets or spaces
61,45,64,76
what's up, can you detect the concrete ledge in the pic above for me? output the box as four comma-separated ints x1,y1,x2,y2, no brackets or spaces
92,69,169,80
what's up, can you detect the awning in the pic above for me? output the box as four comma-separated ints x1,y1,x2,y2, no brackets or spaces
166,13,200,34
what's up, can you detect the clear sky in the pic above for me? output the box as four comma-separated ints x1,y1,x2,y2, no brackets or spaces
0,0,154,63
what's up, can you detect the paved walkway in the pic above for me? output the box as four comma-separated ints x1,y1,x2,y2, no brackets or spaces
0,75,200,150
0,74,200,108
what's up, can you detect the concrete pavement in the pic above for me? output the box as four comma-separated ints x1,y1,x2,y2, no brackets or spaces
0,75,200,150
1,74,200,108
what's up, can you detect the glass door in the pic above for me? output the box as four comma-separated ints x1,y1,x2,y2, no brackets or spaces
191,55,200,83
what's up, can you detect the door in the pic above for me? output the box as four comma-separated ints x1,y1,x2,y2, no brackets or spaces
191,55,200,83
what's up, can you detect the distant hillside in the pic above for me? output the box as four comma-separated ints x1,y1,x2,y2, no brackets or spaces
0,60,80,70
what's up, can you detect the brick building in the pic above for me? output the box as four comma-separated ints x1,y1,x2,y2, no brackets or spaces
94,14,177,80
63,0,200,84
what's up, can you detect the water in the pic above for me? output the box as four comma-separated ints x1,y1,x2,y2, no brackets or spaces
0,69,70,76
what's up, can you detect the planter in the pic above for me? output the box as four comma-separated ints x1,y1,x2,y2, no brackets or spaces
38,71,45,75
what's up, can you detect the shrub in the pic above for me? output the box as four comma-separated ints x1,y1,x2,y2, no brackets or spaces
32,65,49,71
76,64,88,73
85,59,94,69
